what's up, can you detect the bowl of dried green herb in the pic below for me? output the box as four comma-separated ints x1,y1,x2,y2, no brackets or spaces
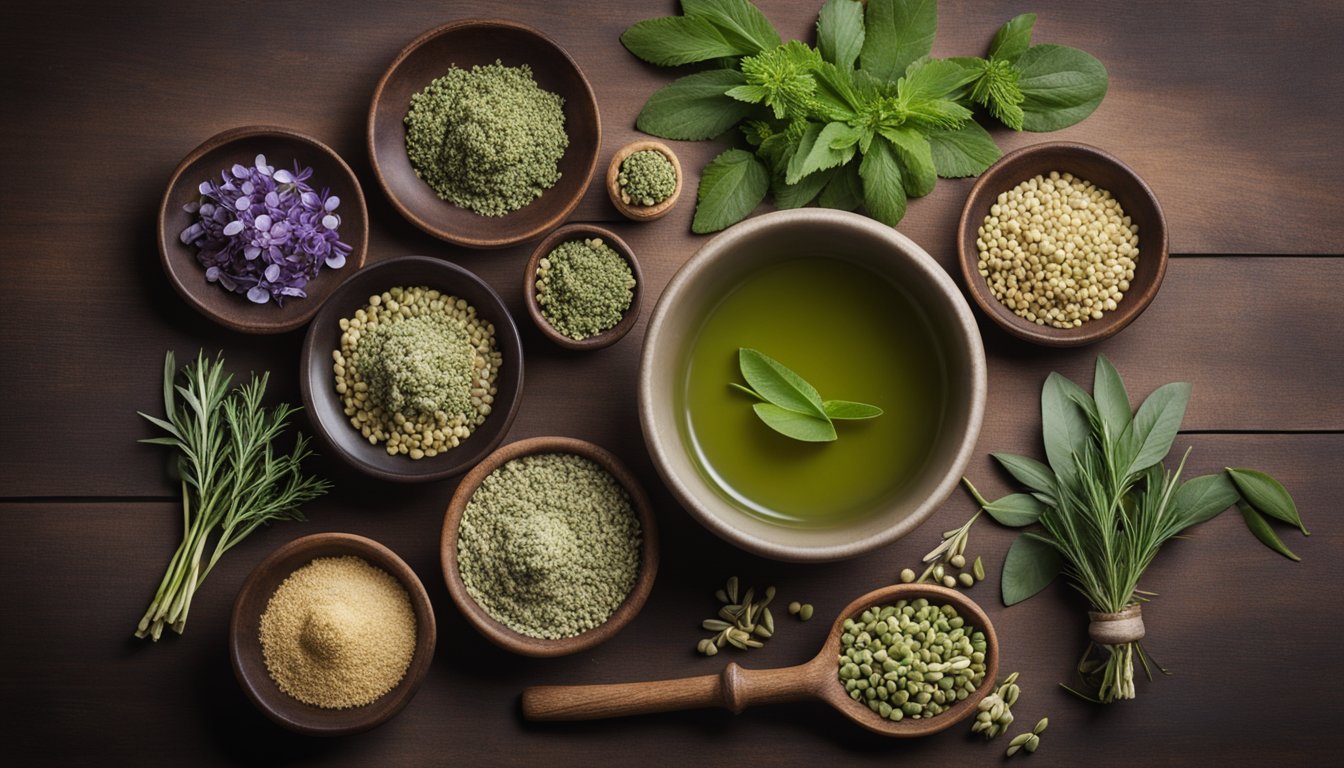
368,19,601,249
523,224,642,351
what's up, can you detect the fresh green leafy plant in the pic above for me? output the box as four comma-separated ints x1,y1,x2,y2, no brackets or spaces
966,356,1307,702
730,347,881,442
622,0,1108,233
135,351,330,641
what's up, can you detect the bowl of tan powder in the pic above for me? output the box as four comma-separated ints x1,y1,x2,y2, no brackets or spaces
230,532,436,736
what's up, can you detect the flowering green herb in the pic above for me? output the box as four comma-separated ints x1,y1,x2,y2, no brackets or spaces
730,347,880,442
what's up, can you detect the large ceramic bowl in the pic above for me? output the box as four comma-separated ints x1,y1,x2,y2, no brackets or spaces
639,209,986,562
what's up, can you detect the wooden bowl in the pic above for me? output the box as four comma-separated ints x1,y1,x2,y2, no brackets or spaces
440,436,659,657
522,224,643,351
957,141,1168,347
368,19,601,249
229,532,437,736
606,140,683,222
157,125,369,334
298,255,524,483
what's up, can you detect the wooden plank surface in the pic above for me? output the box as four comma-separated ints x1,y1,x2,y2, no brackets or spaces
1,0,1342,766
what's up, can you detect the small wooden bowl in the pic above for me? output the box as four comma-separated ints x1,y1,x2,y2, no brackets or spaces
440,436,659,657
299,255,524,483
606,141,683,221
523,224,643,351
229,532,437,736
957,141,1168,347
158,125,369,334
368,19,601,249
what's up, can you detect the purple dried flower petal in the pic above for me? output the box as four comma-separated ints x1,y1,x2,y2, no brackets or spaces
234,197,250,211
205,266,221,282
264,264,281,282
222,220,245,237
231,164,248,179
325,252,346,269
324,195,340,211
198,181,212,195
246,286,270,304
255,214,272,232
179,222,205,244
321,215,338,230
273,169,293,184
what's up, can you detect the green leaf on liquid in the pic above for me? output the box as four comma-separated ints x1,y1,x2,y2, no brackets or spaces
738,348,828,419
752,403,838,442
822,400,883,420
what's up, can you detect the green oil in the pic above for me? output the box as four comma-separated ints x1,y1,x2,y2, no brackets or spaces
680,257,947,527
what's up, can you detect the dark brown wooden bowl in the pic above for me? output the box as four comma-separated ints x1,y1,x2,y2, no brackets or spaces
229,532,437,736
440,436,659,657
522,224,643,351
299,256,524,482
957,141,1168,347
367,19,601,249
606,140,683,222
158,125,369,334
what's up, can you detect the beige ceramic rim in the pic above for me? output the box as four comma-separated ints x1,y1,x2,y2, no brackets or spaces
638,209,987,562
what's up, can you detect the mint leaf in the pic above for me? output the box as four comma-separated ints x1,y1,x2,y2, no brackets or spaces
822,400,883,420
927,121,1001,178
636,70,751,140
752,403,838,442
786,122,857,183
818,161,862,210
859,0,937,83
692,149,769,233
682,0,781,55
738,348,828,419
773,167,834,209
816,0,865,70
878,125,935,197
988,13,1036,63
725,84,771,105
621,16,751,66
1015,44,1108,131
899,57,979,102
859,135,906,226
810,60,862,121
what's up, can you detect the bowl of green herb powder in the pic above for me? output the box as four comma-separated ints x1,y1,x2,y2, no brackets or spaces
523,224,642,350
368,19,601,249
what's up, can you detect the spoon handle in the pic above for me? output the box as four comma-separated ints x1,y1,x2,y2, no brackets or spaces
522,662,815,721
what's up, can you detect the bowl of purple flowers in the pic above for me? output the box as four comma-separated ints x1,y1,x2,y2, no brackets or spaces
158,125,369,334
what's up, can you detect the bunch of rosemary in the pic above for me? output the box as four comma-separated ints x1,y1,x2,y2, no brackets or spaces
971,356,1306,702
135,351,330,641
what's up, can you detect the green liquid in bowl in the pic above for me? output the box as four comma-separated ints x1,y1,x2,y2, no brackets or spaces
680,257,948,527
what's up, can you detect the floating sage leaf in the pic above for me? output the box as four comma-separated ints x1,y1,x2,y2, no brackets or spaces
984,493,1047,527
822,400,883,420
1228,468,1308,536
1237,502,1301,562
752,403,837,442
738,348,828,419
1171,472,1239,529
728,382,765,401
1001,532,1062,606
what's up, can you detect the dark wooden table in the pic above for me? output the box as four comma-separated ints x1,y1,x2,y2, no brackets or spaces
3,1,1341,765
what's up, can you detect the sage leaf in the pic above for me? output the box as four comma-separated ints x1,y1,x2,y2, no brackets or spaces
1228,468,1308,536
752,403,838,442
1121,382,1190,476
1015,44,1109,132
1092,354,1132,445
858,135,906,226
738,348,828,419
1172,472,1239,529
984,493,1047,527
728,382,765,401
927,120,1001,178
682,0,781,55
692,149,769,233
773,167,834,209
992,452,1056,499
1237,502,1301,562
1041,372,1094,488
818,160,863,210
822,400,883,420
786,121,856,184
860,0,937,83
636,70,751,141
879,125,936,197
1001,532,1062,606
816,0,865,70
988,13,1036,63
620,16,750,67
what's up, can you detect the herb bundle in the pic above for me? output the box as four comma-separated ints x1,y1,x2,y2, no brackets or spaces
622,0,1108,233
969,356,1307,702
135,352,330,641
730,347,881,442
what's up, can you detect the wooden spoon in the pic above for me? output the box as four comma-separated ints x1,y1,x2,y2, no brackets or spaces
522,583,998,737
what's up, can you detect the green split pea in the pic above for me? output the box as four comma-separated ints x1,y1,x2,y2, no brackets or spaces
535,238,636,341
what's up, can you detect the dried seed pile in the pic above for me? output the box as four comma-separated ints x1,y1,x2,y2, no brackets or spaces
972,671,1022,738
535,237,635,341
977,171,1139,329
617,149,676,207
457,453,641,639
259,556,417,709
333,286,501,460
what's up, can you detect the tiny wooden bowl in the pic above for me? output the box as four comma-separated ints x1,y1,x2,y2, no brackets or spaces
440,436,660,657
158,125,369,334
368,19,601,249
523,224,643,351
957,141,1168,347
299,255,525,483
229,532,437,736
605,140,683,222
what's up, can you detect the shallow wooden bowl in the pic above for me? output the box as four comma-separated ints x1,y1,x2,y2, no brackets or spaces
957,141,1168,347
229,532,437,736
158,125,369,334
522,224,643,351
298,255,524,483
368,19,601,249
605,140,683,222
440,436,659,657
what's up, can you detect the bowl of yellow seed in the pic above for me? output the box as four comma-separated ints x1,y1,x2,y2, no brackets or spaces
230,532,437,736
957,142,1168,347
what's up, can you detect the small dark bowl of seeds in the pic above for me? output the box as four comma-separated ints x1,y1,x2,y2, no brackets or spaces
523,224,643,351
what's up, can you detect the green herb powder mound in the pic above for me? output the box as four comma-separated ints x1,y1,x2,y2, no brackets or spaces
457,453,642,639
535,238,636,341
404,61,568,217
618,149,676,206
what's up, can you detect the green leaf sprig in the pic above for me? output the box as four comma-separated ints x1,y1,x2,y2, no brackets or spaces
622,0,1110,233
730,348,880,442
966,355,1307,702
